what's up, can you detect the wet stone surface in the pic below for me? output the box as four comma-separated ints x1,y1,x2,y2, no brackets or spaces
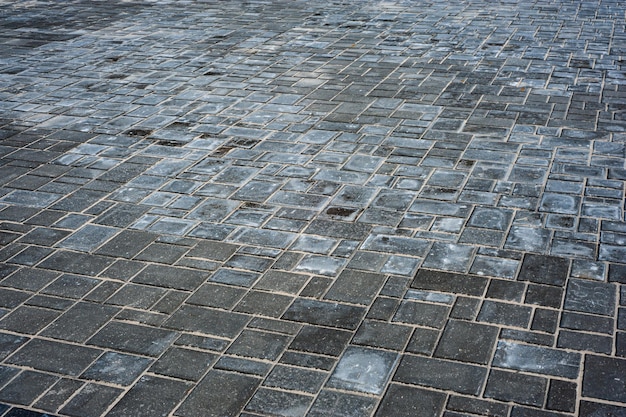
0,0,625,415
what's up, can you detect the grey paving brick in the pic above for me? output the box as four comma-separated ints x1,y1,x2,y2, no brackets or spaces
164,305,249,338
81,352,152,386
484,369,548,407
7,339,102,377
375,384,446,417
88,321,177,357
59,383,122,417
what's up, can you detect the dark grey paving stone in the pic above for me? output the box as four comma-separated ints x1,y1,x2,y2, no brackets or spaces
40,302,119,343
163,305,249,338
324,270,386,305
176,370,260,417
308,390,376,417
477,300,532,328
582,355,626,403
187,283,246,309
361,234,430,257
525,284,564,309
7,339,102,377
234,290,293,318
1,190,61,208
484,369,547,406
0,333,28,361
263,365,326,394
1,267,59,291
557,330,612,354
547,379,577,413
0,306,59,335
57,225,118,252
107,375,192,417
282,298,365,330
411,269,488,296
289,325,352,357
245,387,313,417
38,251,114,276
60,383,123,417
327,346,398,395
214,356,271,377
209,268,260,287
353,320,412,351
34,378,84,413
375,384,447,417
486,279,525,302
87,321,177,357
41,274,100,299
0,370,58,406
564,278,616,316
434,320,498,364
132,264,207,291
394,354,487,395
393,300,450,329
105,284,167,309
518,254,569,286
305,219,371,239
492,340,580,378
134,242,188,264
579,401,626,417
226,330,290,361
254,271,309,294
446,396,509,417
81,352,152,385
95,230,157,258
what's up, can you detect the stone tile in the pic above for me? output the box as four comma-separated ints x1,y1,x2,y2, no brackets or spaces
289,325,352,357
176,370,260,417
375,384,446,417
564,278,616,316
132,264,207,291
0,370,58,406
81,352,152,385
518,254,569,286
245,388,313,417
582,355,626,403
60,383,123,417
394,354,487,395
282,298,365,330
263,365,326,394
434,320,499,364
353,320,412,351
40,302,119,343
226,330,290,361
492,341,580,378
327,346,398,395
484,369,547,407
324,270,386,305
88,321,177,357
164,305,249,338
308,390,376,417
477,300,532,328
107,375,192,417
412,269,488,296
7,339,102,377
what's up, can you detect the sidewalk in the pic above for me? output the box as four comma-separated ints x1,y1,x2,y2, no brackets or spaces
0,0,625,416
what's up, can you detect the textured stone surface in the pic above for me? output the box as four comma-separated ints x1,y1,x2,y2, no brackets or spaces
0,0,625,415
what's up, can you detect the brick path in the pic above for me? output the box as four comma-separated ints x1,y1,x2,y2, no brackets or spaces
0,0,625,416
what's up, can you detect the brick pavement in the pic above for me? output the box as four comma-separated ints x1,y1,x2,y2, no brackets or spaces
0,0,625,415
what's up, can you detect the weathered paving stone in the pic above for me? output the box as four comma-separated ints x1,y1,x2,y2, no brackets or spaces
283,298,365,330
2,0,626,415
582,355,626,403
176,370,260,417
327,346,398,395
394,354,487,395
492,341,580,378
375,384,446,417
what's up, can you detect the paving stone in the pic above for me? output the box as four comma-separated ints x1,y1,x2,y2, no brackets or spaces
492,340,580,378
579,401,626,417
582,355,626,403
164,305,249,338
81,352,152,386
477,300,532,328
547,379,577,413
353,320,412,351
564,278,616,316
394,354,487,395
434,320,499,364
375,384,446,417
289,325,352,357
7,339,102,377
0,370,58,406
59,383,123,417
107,375,192,417
40,302,119,343
283,298,365,330
393,300,450,329
411,269,488,296
484,369,547,407
518,254,570,286
34,378,85,413
132,264,207,291
0,306,60,335
245,388,313,417
176,370,260,417
308,390,376,417
327,346,398,395
88,321,177,357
